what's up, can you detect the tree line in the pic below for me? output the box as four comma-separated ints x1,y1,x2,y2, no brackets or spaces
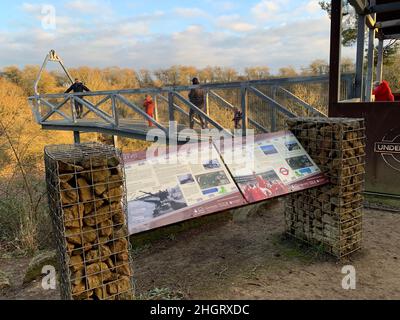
0,59,357,97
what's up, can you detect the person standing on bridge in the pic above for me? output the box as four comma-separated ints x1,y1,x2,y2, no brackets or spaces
188,77,206,129
233,107,242,129
65,78,91,119
143,95,155,127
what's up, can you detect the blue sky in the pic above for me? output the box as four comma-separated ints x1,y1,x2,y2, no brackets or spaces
0,0,353,73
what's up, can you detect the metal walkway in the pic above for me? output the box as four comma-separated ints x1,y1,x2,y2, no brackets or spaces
28,51,355,142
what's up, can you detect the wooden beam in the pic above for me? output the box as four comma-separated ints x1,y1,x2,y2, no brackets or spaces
376,18,400,29
383,33,400,40
369,3,400,14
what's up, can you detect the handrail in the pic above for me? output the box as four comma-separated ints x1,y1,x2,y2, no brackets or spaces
157,94,202,126
209,90,268,133
28,74,355,101
248,86,296,118
173,92,233,137
277,87,327,117
29,72,355,141
73,96,115,125
115,94,168,133
40,97,71,122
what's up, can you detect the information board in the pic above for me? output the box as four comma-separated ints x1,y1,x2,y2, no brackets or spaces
215,131,329,203
124,143,246,234
124,131,329,235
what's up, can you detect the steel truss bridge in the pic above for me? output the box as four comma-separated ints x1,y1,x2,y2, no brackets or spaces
28,51,355,143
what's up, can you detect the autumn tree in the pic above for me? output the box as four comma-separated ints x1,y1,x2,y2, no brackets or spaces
2,66,23,87
17,65,59,96
278,66,298,78
244,67,271,80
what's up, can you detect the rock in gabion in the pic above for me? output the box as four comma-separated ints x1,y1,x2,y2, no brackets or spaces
44,143,134,300
285,118,365,258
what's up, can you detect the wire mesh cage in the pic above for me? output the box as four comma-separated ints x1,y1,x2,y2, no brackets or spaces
44,142,135,300
285,117,366,258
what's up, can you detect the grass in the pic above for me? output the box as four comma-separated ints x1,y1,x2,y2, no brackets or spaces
129,210,232,249
138,287,185,300
0,178,53,257
271,233,331,264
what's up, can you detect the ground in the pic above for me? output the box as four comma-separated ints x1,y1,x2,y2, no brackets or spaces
1,199,399,300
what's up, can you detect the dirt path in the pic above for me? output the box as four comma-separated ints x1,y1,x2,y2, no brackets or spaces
1,200,399,300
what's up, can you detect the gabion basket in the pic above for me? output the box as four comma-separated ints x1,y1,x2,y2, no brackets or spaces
44,142,135,300
285,118,366,258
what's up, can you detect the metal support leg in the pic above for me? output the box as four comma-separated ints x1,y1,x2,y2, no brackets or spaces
111,94,119,127
153,95,159,122
241,87,248,136
74,131,80,144
168,92,175,135
205,90,210,129
271,86,277,131
168,92,175,121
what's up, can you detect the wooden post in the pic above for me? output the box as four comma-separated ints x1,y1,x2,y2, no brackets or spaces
328,0,343,115
365,19,376,102
376,38,384,83
355,14,366,100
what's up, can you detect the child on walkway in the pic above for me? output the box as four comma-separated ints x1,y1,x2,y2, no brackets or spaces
143,95,155,127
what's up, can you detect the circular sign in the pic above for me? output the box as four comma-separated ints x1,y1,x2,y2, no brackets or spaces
280,167,289,176
379,127,400,172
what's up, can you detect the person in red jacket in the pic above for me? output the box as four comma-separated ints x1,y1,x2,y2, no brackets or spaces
373,80,394,102
249,185,266,201
143,95,155,127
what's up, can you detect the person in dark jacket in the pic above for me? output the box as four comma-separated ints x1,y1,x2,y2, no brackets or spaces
65,78,91,119
232,107,242,129
188,77,206,129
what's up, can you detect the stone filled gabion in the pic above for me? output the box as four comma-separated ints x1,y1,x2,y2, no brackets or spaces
285,118,366,258
44,143,134,300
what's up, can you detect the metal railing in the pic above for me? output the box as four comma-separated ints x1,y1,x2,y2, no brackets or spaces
28,73,355,141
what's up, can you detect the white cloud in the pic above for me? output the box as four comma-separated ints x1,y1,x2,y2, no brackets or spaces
21,2,51,22
216,15,256,32
118,22,150,37
220,1,236,11
251,0,281,21
21,2,42,14
1,5,351,74
305,0,322,14
65,0,111,14
173,7,208,18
